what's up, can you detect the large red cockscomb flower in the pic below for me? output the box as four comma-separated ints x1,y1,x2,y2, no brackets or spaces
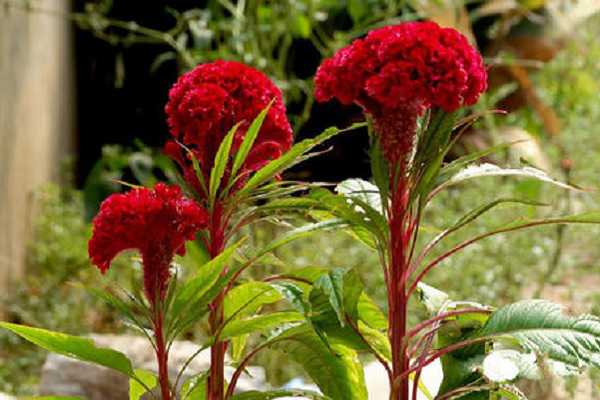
164,60,293,197
314,21,487,165
88,183,208,303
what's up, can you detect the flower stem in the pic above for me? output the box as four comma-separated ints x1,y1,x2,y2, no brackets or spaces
388,184,411,400
154,307,171,400
207,203,227,400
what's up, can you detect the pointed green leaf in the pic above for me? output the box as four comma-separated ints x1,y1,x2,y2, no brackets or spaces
170,240,243,322
0,322,134,377
237,123,365,199
439,163,584,194
231,102,273,177
437,141,523,183
209,122,241,203
258,220,345,258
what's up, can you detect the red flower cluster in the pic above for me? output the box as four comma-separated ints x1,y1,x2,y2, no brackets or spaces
315,21,487,164
165,61,293,196
88,183,208,303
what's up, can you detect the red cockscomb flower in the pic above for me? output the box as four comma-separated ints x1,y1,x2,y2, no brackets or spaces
88,183,208,303
314,21,487,164
164,61,293,197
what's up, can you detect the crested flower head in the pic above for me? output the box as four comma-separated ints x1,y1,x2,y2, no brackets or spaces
88,183,208,303
164,60,293,196
314,21,487,164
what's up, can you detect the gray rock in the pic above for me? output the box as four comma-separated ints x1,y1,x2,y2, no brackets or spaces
39,334,266,400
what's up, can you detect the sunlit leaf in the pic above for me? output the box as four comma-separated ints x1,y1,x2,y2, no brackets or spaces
129,369,156,400
0,322,134,377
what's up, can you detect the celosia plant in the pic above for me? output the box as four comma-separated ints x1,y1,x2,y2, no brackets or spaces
164,60,296,400
88,183,208,400
298,21,600,400
315,21,488,398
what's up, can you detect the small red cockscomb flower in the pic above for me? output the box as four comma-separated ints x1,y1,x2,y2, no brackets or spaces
164,61,293,197
88,183,208,303
314,21,487,164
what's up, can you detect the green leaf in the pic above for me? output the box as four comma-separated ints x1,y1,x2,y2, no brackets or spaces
311,269,346,325
437,141,522,183
273,324,368,400
0,322,134,377
368,134,389,204
168,242,247,339
181,372,208,400
129,369,157,400
271,281,311,315
476,300,600,370
258,220,345,258
307,188,385,247
357,293,388,330
336,178,384,214
231,102,273,177
224,281,282,320
230,334,249,362
209,122,241,204
220,311,304,340
448,198,546,234
237,123,365,199
438,163,584,194
231,389,330,400
307,269,378,353
169,240,243,323
358,320,391,361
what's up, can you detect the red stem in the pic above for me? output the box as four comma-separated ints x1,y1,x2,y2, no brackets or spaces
407,219,574,298
406,308,492,340
392,337,488,392
207,203,228,400
154,308,171,400
388,181,412,400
